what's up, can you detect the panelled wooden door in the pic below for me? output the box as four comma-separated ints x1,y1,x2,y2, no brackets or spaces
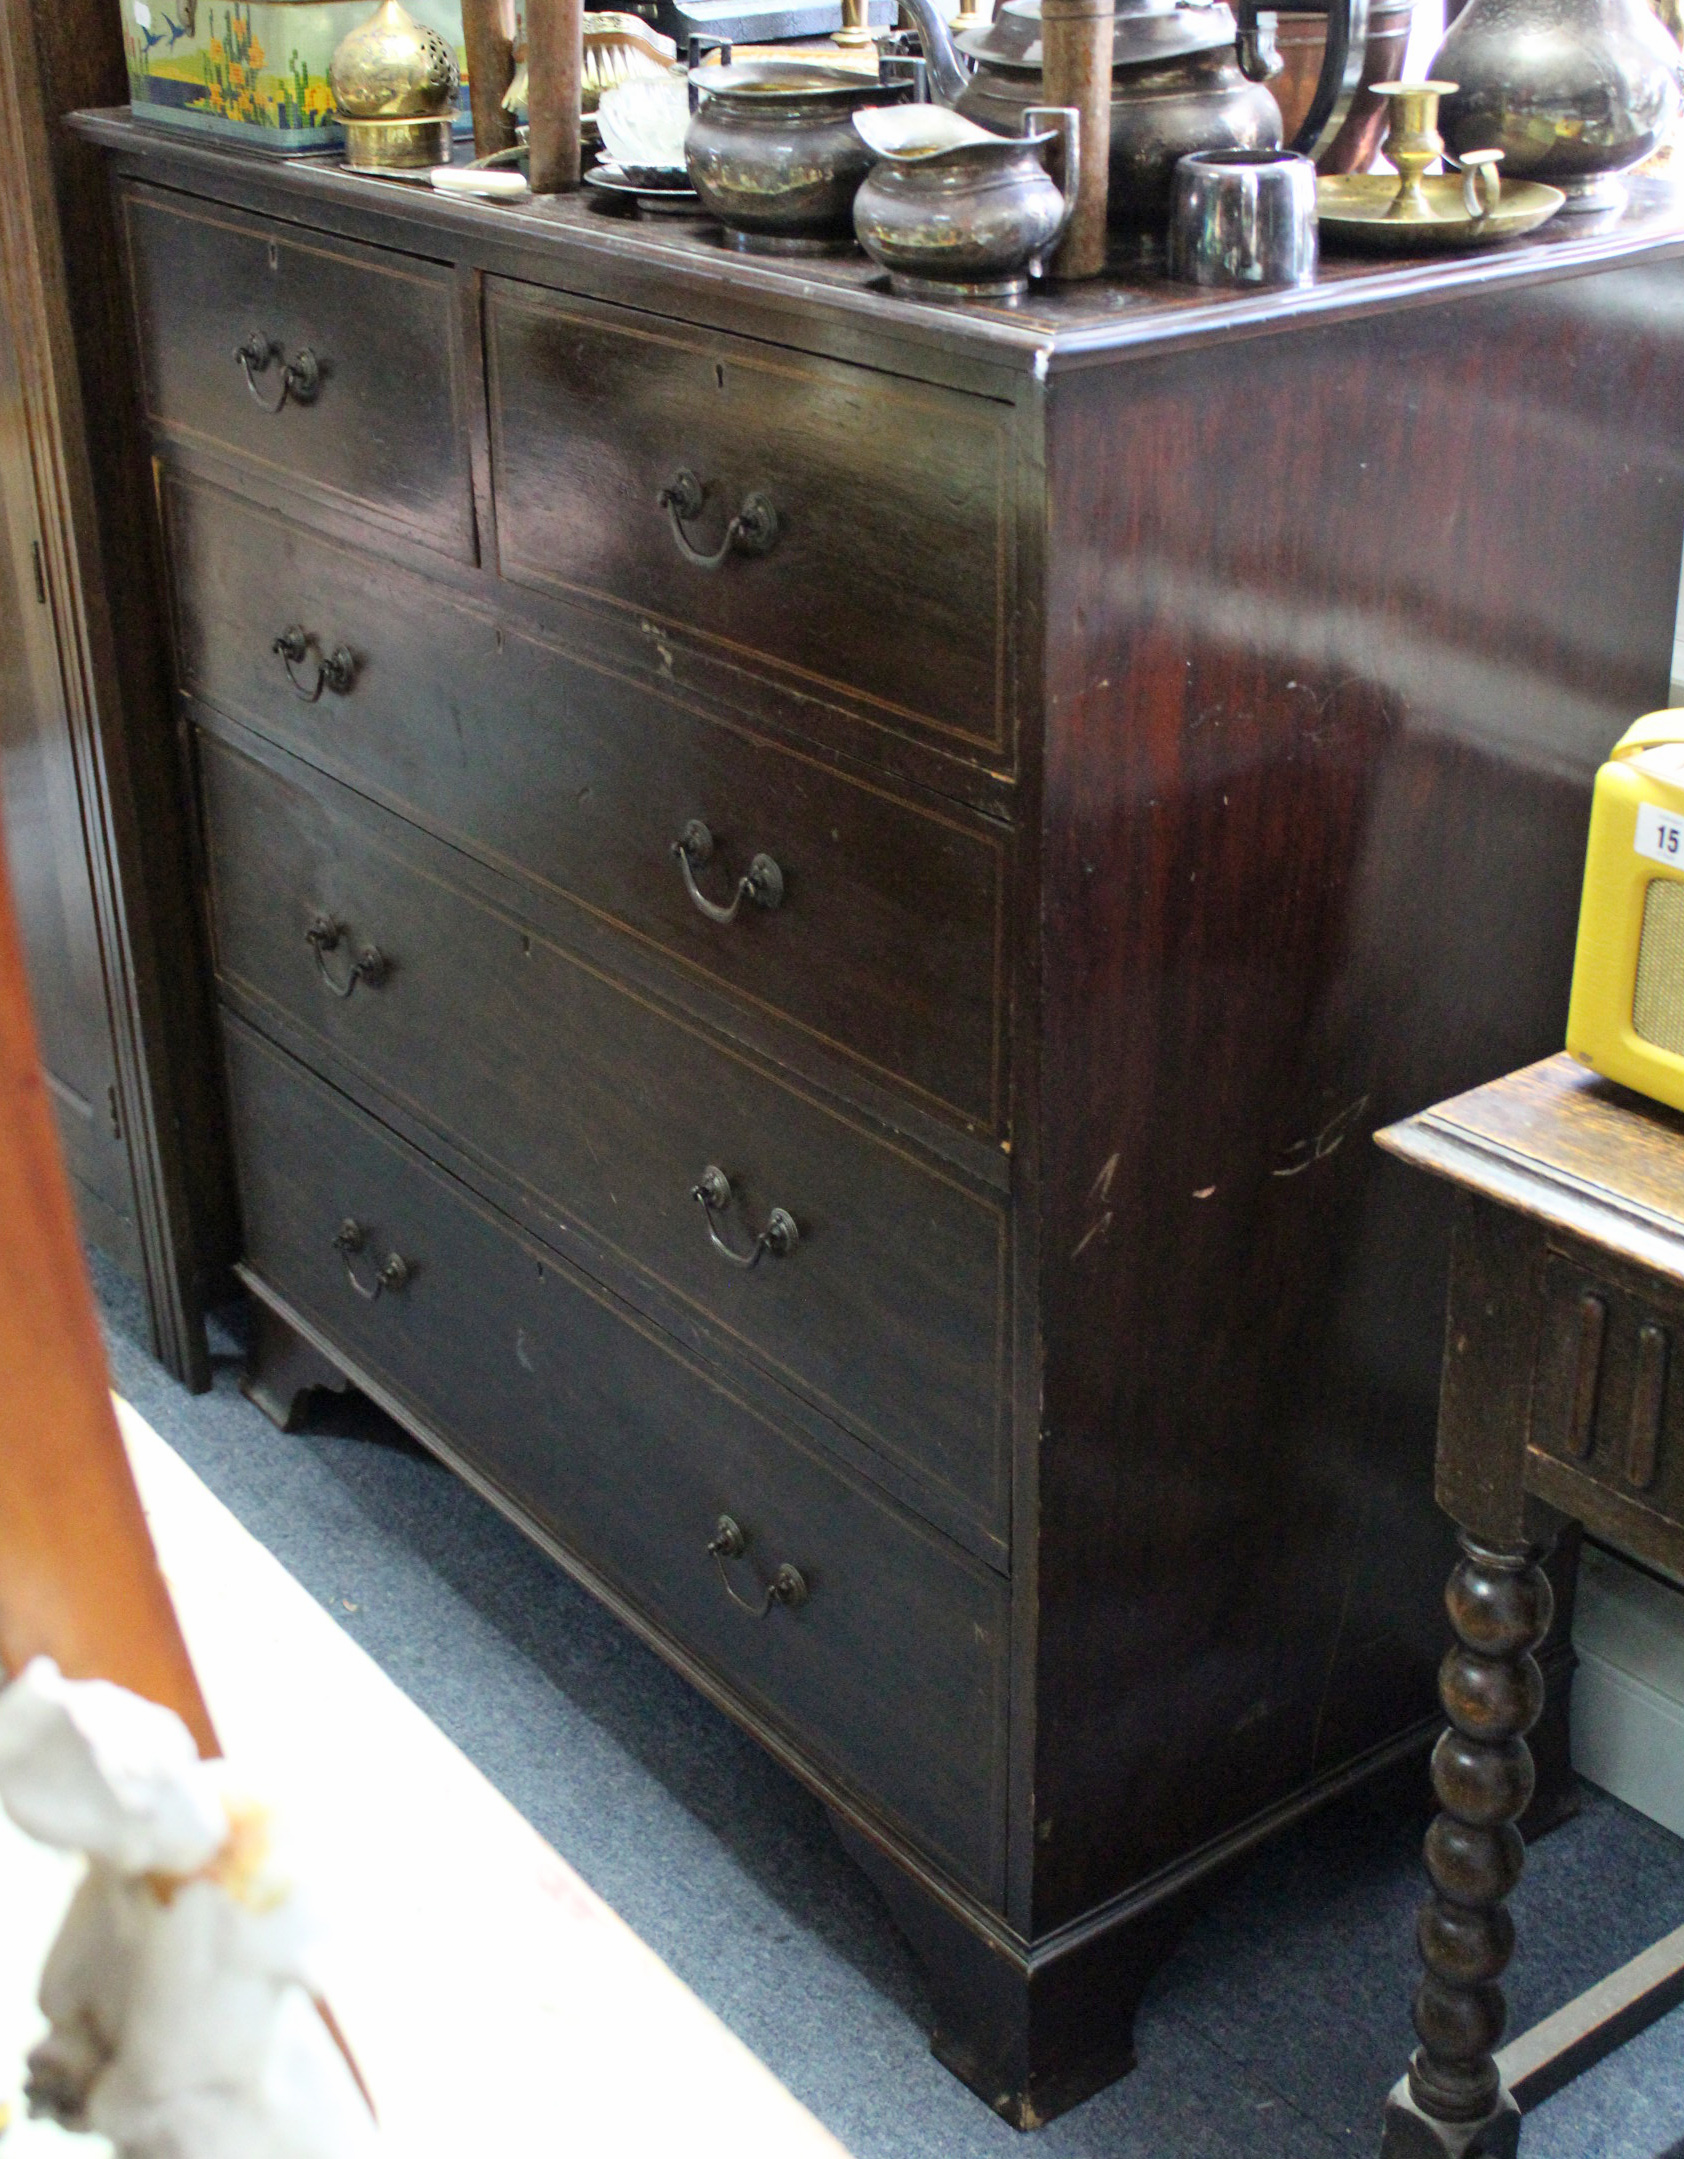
0,0,238,1385
0,289,140,1271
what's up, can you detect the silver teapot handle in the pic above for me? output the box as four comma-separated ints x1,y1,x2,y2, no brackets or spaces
1272,0,1371,160
1024,104,1082,258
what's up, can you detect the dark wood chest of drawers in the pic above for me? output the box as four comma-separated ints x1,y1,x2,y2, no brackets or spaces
83,113,1684,2125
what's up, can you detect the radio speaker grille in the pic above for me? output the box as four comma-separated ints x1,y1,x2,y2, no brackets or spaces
1634,878,1684,1053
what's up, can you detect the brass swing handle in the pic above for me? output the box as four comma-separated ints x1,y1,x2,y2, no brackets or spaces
306,915,388,999
672,819,783,925
707,1515,809,1618
693,1165,798,1269
273,625,356,704
236,334,321,413
658,469,779,570
332,1217,411,1300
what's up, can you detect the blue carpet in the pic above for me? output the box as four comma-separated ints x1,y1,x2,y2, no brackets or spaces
92,1250,1684,2157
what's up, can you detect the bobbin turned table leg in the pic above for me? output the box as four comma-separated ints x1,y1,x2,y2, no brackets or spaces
1380,1535,1555,2159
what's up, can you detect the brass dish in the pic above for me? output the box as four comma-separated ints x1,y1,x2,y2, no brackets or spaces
1317,169,1567,248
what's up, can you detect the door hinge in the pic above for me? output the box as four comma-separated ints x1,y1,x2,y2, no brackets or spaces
31,539,45,604
106,1084,122,1142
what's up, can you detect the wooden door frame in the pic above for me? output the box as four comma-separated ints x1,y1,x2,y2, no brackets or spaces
0,0,234,1388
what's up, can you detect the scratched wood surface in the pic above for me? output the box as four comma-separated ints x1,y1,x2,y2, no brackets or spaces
1031,258,1684,1937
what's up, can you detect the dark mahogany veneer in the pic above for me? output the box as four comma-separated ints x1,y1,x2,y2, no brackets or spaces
81,106,1684,2125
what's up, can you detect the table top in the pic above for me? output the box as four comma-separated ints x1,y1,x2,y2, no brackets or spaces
71,108,1684,376
1376,1054,1684,1288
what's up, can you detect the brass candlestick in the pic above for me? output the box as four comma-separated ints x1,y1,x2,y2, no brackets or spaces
1371,78,1457,216
1314,83,1569,250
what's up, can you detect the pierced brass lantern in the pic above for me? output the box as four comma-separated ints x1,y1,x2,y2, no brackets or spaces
330,0,460,172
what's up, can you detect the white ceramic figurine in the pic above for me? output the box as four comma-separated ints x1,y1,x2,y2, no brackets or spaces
0,1657,379,2159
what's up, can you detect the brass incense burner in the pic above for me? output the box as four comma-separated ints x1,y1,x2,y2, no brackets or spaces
330,0,460,171
1316,78,1566,250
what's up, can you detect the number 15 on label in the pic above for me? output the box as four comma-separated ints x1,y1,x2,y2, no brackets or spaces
1635,802,1684,865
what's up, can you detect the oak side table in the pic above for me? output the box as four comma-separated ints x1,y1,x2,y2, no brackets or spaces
1376,1056,1684,2158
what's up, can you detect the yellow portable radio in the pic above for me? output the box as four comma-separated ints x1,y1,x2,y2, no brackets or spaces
1568,710,1684,1112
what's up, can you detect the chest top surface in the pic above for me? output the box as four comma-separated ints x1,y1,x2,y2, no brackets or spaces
71,109,1684,380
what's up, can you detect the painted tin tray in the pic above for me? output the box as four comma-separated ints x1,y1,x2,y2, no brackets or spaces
120,0,467,152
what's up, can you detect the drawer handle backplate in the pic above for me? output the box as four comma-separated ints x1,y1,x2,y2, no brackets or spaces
658,468,779,570
707,1514,809,1618
332,1217,411,1300
306,915,387,999
693,1165,798,1269
273,625,356,704
672,819,783,925
236,334,321,413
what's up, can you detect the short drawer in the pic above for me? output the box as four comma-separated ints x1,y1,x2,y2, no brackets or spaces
201,727,1009,1536
122,187,474,561
224,1016,1009,1900
485,278,1016,762
169,476,1007,1134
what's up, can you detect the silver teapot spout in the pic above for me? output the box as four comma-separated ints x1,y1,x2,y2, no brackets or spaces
892,0,974,107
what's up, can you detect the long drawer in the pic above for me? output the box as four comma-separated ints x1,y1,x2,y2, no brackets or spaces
223,1015,1009,1900
122,188,475,563
167,475,1007,1134
201,725,1009,1537
484,277,1016,763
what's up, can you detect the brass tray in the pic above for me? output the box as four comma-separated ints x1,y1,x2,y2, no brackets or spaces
1317,172,1566,252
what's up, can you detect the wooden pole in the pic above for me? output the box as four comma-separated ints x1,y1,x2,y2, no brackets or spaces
1041,0,1111,279
526,0,583,193
0,780,216,1753
461,0,517,160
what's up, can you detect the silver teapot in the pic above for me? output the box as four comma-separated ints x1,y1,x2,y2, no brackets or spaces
894,0,1369,230
852,103,1081,295
1434,0,1684,213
